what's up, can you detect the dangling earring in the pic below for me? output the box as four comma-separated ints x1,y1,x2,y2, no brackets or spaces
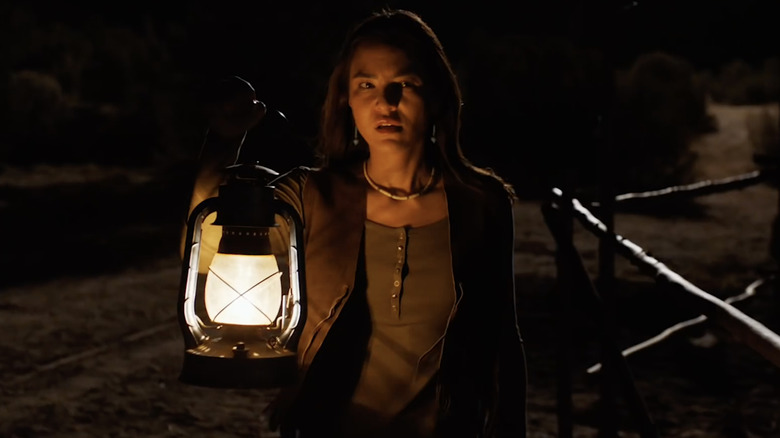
430,125,437,144
353,126,359,146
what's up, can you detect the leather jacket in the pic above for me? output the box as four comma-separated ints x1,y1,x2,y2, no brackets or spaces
270,164,527,437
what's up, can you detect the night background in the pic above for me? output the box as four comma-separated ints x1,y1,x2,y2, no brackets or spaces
1,0,779,437
2,0,777,180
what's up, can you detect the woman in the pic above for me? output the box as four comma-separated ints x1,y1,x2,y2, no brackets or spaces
188,8,527,438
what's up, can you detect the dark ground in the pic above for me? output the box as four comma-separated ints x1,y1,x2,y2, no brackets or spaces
1,104,779,437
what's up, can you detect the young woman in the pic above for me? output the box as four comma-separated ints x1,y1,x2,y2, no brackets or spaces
187,8,527,438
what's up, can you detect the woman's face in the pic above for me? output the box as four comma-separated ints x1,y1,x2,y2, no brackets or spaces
348,42,428,155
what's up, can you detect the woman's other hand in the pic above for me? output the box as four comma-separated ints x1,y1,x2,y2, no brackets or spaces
204,75,267,142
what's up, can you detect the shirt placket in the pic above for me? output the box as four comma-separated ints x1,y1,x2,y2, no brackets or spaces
391,227,407,319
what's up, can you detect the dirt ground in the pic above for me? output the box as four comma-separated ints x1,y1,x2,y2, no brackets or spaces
1,103,779,437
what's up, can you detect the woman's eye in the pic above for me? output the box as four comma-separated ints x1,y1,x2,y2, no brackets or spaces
399,81,421,89
359,82,373,89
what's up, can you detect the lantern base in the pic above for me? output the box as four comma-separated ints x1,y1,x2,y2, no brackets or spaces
179,340,297,389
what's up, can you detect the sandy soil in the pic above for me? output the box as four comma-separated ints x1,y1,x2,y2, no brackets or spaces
1,103,779,437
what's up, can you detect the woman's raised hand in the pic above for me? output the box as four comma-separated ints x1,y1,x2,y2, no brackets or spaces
204,75,267,142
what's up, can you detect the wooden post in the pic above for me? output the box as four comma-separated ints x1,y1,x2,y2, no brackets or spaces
773,100,780,304
595,22,619,438
595,116,619,438
592,2,640,434
543,196,575,438
544,191,660,438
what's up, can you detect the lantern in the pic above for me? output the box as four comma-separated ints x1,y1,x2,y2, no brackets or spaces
177,162,305,388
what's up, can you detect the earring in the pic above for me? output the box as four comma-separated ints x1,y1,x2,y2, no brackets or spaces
353,126,359,146
430,125,437,144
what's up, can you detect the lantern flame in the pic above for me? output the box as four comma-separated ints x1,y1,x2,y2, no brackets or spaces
204,253,283,325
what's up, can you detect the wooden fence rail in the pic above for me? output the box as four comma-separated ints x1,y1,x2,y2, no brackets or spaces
542,169,779,437
590,169,772,208
549,187,780,368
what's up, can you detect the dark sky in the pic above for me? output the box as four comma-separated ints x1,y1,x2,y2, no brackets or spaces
14,0,778,68
3,0,777,171
602,0,778,69
163,0,778,127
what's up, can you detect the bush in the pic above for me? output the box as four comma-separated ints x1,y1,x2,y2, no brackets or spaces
1,6,194,167
705,57,780,105
458,31,608,199
609,52,714,193
457,32,715,199
1,70,71,162
747,105,779,171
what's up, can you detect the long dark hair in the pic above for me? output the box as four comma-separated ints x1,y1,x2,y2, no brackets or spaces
317,9,515,196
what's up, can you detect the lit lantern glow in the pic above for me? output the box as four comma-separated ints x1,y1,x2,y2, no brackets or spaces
205,252,282,326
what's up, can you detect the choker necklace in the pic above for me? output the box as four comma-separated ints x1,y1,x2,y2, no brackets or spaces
363,161,436,201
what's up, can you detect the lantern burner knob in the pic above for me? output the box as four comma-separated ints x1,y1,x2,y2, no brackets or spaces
232,342,249,359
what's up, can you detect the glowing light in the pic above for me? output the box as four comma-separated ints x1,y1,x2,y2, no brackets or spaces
205,253,282,325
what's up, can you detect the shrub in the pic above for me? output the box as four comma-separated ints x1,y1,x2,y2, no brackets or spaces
747,105,779,172
706,57,780,105
609,52,714,193
458,31,608,199
1,70,71,162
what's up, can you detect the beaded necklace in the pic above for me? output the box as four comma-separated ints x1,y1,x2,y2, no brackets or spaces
363,161,436,201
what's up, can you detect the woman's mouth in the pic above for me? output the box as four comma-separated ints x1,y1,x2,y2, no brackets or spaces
376,123,402,132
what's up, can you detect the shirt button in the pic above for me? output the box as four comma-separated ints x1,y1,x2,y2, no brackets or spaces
391,293,397,298
393,280,400,287
397,245,403,251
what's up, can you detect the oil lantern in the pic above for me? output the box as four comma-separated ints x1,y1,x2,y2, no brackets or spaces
177,162,305,388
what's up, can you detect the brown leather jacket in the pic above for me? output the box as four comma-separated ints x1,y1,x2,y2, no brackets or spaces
269,165,527,437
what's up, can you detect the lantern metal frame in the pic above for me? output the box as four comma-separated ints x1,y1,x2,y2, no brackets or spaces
177,164,306,389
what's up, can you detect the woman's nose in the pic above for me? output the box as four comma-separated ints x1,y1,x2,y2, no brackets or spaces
377,83,402,109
